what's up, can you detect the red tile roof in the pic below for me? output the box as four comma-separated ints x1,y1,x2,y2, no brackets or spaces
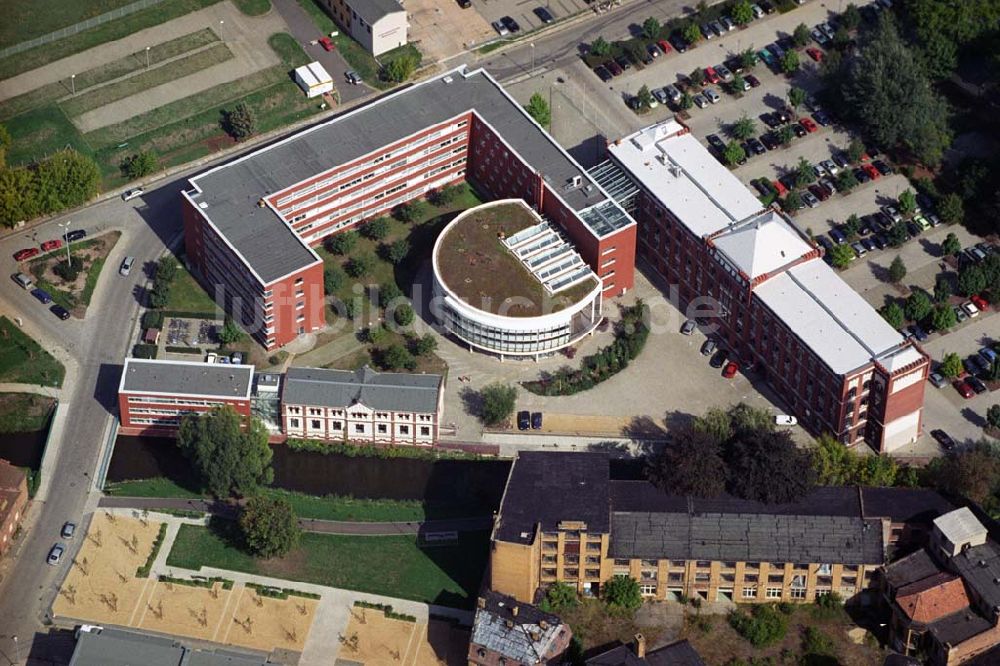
897,574,970,624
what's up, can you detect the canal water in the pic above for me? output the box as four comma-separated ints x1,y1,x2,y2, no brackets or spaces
108,436,512,510
0,430,48,469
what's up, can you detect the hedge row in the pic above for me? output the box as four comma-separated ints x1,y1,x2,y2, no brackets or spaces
132,343,158,359
354,600,416,622
246,582,321,600
165,346,202,354
286,438,483,460
159,574,234,590
136,523,168,578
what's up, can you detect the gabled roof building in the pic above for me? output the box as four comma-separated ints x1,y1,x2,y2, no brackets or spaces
468,591,572,666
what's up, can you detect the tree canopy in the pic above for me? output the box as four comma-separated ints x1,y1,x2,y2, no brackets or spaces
239,494,300,558
177,406,273,498
646,426,726,497
525,92,551,128
479,382,517,426
603,575,642,611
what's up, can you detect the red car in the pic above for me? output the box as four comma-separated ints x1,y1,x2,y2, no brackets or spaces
970,294,989,311
657,39,672,54
863,163,880,180
799,118,818,133
704,66,721,84
318,36,335,51
41,239,62,252
13,248,39,262
722,361,739,379
954,380,974,399
772,179,788,196
806,47,824,62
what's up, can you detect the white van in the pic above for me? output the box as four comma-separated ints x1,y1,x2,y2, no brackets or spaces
12,272,33,290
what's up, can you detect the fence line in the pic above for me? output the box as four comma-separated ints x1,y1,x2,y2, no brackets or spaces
0,0,167,60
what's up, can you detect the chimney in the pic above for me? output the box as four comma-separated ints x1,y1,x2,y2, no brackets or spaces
529,630,541,642
511,606,519,617
477,597,486,609
633,634,646,659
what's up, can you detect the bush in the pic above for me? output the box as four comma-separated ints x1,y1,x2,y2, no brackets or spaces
346,252,376,277
412,333,437,356
602,575,641,611
394,303,415,327
364,324,386,344
429,183,466,207
142,311,164,329
120,150,158,179
361,217,391,240
393,201,425,223
324,265,345,293
729,605,788,647
0,149,101,227
222,101,257,141
383,238,410,265
888,255,907,283
136,523,167,577
381,54,417,83
325,231,358,255
239,495,300,558
538,581,578,613
53,256,84,281
378,281,404,307
480,382,517,426
132,343,158,359
376,344,416,371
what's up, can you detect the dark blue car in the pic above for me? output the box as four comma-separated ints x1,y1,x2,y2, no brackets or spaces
31,288,52,304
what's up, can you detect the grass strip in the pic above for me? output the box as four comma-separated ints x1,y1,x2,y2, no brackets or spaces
0,29,219,121
0,0,222,82
160,574,234,589
61,42,234,117
0,393,56,433
136,522,168,577
0,316,65,387
246,582,320,600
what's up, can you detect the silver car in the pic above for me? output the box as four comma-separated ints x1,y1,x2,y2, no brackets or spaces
47,544,64,565
693,94,709,109
491,20,509,36
664,84,682,104
715,64,734,82
704,88,721,104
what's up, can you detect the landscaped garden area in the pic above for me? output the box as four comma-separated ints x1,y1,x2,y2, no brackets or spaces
0,392,56,433
0,316,65,387
27,231,120,316
166,519,489,608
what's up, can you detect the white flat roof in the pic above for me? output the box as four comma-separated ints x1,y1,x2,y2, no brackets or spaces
754,259,905,374
295,61,332,87
712,210,814,280
607,120,763,238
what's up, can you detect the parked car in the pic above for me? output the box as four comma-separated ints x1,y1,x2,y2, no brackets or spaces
968,376,988,394
820,160,839,176
706,134,726,152
715,64,734,82
345,70,362,85
704,66,721,84
701,23,715,40
873,159,893,176
13,248,39,261
745,74,761,88
50,304,70,320
605,60,623,76
40,239,63,252
669,34,689,53
531,412,543,429
653,87,670,105
747,138,766,156
594,65,612,82
709,350,727,368
491,19,509,36
693,94,709,109
802,191,820,208
30,288,52,304
954,380,975,399
502,16,521,32
722,361,739,379
881,205,902,223
318,36,335,50
121,187,144,201
681,319,697,335
613,55,630,71
829,228,847,245
119,256,135,277
863,163,881,180
930,429,956,451
928,372,947,389
657,39,672,54
647,43,661,59
800,118,818,133
704,88,721,104
61,522,76,539
533,6,554,23
979,347,999,366
850,241,866,258
760,132,779,150
47,544,64,565
854,167,870,184
806,47,824,62
751,3,766,18
12,273,33,290
954,305,968,323
63,228,86,243
811,29,831,46
517,411,530,430
701,339,717,356
664,84,682,103
710,21,725,37
962,301,980,318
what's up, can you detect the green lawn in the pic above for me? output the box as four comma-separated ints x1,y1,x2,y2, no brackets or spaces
167,520,489,607
0,317,65,387
0,0,223,81
293,0,389,88
0,29,220,121
27,233,119,313
4,105,92,167
104,476,204,499
61,42,234,117
163,260,219,314
232,0,272,16
0,393,56,433
0,0,137,49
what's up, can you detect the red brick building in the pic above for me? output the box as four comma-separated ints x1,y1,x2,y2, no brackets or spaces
0,459,28,556
602,120,928,453
117,358,253,436
181,66,636,351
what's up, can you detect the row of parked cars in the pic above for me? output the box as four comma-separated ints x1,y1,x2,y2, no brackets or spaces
9,228,90,321
927,344,998,400
516,410,543,430
490,6,554,37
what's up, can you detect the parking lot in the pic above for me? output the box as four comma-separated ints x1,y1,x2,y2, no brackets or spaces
475,0,594,38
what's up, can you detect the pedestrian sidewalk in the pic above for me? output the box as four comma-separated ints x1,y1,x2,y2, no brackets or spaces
0,383,63,397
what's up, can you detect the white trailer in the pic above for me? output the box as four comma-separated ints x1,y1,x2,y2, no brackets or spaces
294,61,334,98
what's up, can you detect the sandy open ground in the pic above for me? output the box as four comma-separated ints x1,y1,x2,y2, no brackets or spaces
137,579,236,643
220,586,317,653
342,610,468,666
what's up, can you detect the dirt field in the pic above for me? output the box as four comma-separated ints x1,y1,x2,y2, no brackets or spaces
27,231,121,317
405,0,493,63
220,586,317,653
136,579,235,643
342,609,468,666
534,413,645,437
51,512,162,627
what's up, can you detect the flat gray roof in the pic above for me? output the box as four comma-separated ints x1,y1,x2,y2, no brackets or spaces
119,358,254,399
187,66,625,284
69,628,268,666
283,365,442,413
350,0,404,24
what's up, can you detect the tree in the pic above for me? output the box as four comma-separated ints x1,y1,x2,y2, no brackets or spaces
726,429,816,504
729,604,788,647
345,251,376,277
0,122,9,168
479,382,517,426
222,102,257,141
939,194,964,226
429,183,465,207
120,151,158,179
788,86,807,110
784,190,803,211
636,85,654,110
942,232,962,256
730,73,745,94
880,301,905,329
889,255,907,283
385,238,410,265
795,157,816,187
836,168,859,192
394,303,415,327
940,352,964,378
841,3,862,31
723,141,746,166
361,217,391,240
177,406,273,498
843,214,862,238
731,0,754,25
646,427,726,497
793,23,812,47
679,92,693,110
590,36,611,57
828,243,855,269
740,48,758,70
846,138,865,163
602,575,642,611
683,22,702,45
218,317,243,345
731,114,756,140
642,17,661,40
927,441,1000,508
539,582,578,613
365,324,386,344
904,290,933,322
239,495,300,558
888,221,909,248
832,26,852,49
325,230,357,255
988,405,1000,430
781,50,800,74
778,125,794,146
689,67,706,87
958,264,987,296
378,343,416,371
382,54,417,83
898,189,917,215
378,281,404,307
838,17,951,165
813,434,898,487
393,201,425,223
931,304,957,332
524,92,551,128
324,265,344,293
413,333,437,356
934,275,952,303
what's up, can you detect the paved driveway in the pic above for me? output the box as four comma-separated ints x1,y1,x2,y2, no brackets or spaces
408,0,494,62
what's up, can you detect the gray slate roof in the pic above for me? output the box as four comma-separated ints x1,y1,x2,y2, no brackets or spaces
69,628,268,666
120,359,253,398
928,610,994,647
951,541,1000,612
470,591,568,664
610,511,884,565
883,548,945,590
282,365,442,413
586,641,705,666
187,67,615,284
349,0,404,24
495,451,611,544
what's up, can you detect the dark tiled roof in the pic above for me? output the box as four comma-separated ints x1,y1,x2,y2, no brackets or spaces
611,481,863,517
586,641,704,666
884,549,945,590
585,644,643,666
350,0,404,24
282,365,442,413
951,541,1000,612
470,591,569,664
861,487,954,524
0,459,26,491
928,610,994,647
495,452,610,544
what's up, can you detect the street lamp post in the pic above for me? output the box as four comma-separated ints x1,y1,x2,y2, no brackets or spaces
146,46,151,68
70,74,75,94
530,43,535,75
57,220,72,266
13,635,19,665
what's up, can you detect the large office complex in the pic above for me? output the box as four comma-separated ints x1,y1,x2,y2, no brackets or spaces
596,120,929,452
182,66,636,352
489,452,954,607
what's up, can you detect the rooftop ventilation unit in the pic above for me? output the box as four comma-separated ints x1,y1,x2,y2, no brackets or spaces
571,175,582,187
443,75,453,84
